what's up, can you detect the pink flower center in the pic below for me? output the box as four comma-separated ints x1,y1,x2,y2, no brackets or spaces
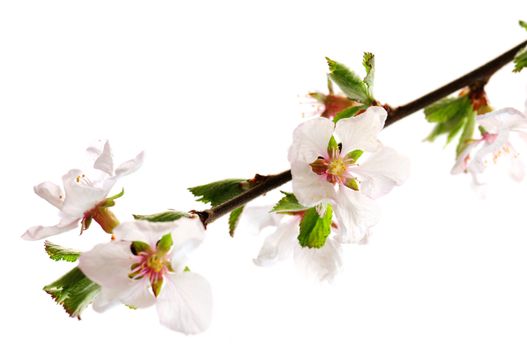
129,247,171,297
310,145,361,190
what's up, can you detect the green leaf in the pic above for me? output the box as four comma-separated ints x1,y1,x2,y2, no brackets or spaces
362,52,375,91
44,267,101,319
297,205,333,248
44,241,80,262
425,96,474,145
424,97,471,123
513,47,527,73
271,191,306,214
133,210,190,223
228,206,244,237
327,136,338,153
188,178,247,206
456,110,476,157
326,57,372,104
333,105,365,123
520,20,527,31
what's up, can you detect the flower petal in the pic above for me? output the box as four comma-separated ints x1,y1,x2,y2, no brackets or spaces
119,278,156,309
288,117,334,164
34,182,64,209
335,106,386,154
451,141,479,175
79,241,137,290
239,206,282,235
93,141,114,176
478,107,527,133
291,161,336,207
333,187,381,244
22,217,80,240
115,151,144,177
353,146,410,199
156,272,213,334
61,169,108,217
254,217,299,266
469,131,509,174
293,238,343,282
113,220,176,246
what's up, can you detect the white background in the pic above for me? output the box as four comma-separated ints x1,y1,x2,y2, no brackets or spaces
2,1,527,349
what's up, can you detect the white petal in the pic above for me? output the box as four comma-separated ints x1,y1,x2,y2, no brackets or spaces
115,151,145,177
469,131,509,174
478,108,527,133
509,156,525,181
353,146,410,199
156,272,213,334
79,241,137,290
293,238,343,282
113,220,177,246
93,141,114,176
333,187,381,244
254,217,299,266
119,278,156,309
34,182,64,209
61,169,108,217
451,142,479,175
335,106,386,154
288,117,334,164
239,206,282,234
291,161,336,207
92,288,122,313
22,217,80,240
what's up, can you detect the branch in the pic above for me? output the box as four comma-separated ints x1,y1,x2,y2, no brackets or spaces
198,39,527,226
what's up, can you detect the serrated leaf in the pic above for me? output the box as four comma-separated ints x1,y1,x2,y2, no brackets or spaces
513,47,527,73
425,96,474,145
424,97,471,123
333,105,365,123
133,210,190,222
271,191,306,214
188,178,247,206
297,205,333,248
44,267,101,319
362,52,375,91
326,57,372,104
456,110,476,156
44,241,80,262
228,206,244,237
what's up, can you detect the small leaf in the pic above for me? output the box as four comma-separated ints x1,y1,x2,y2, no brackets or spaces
133,210,190,223
44,267,101,319
228,206,244,237
157,233,173,253
362,52,375,91
44,241,80,262
333,105,365,123
520,20,527,31
513,48,527,73
425,95,474,145
424,97,470,123
297,205,333,248
456,110,476,157
326,57,372,104
271,191,306,214
151,276,164,297
188,178,247,206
